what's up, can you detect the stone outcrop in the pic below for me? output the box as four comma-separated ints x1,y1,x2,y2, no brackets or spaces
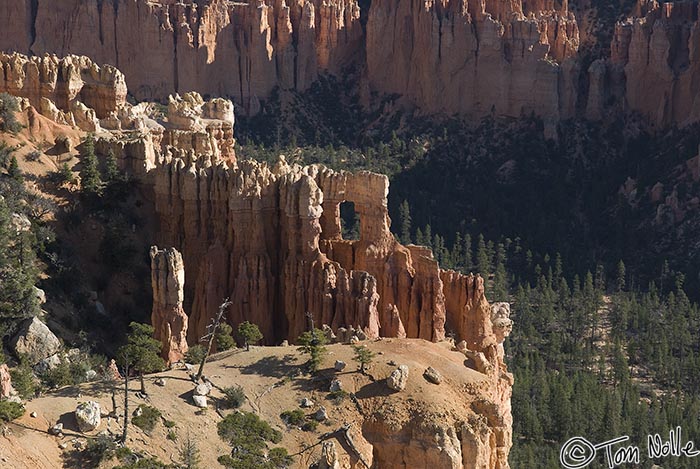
150,246,189,365
316,440,341,469
148,150,513,469
0,53,127,130
95,90,236,176
10,317,61,365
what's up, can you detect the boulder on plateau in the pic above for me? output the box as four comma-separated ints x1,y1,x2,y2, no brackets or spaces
75,401,101,432
10,317,61,365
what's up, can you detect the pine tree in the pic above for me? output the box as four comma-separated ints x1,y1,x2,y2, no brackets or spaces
80,134,102,195
215,322,237,351
616,260,626,292
554,253,563,281
179,433,202,469
398,200,412,244
433,234,445,265
415,227,424,246
237,321,263,351
297,328,328,373
104,149,120,183
423,224,432,249
7,155,22,183
0,199,38,335
463,233,473,271
352,345,375,374
117,322,165,396
452,232,462,269
492,242,508,300
476,234,490,275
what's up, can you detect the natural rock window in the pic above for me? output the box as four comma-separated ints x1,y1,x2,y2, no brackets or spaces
339,201,360,240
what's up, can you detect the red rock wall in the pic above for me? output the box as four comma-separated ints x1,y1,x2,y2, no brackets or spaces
0,0,579,119
611,1,700,127
151,156,498,350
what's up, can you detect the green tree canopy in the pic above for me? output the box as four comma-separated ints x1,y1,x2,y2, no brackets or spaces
237,321,263,351
117,322,164,394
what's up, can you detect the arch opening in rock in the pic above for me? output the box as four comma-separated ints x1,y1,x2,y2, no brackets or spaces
340,200,360,241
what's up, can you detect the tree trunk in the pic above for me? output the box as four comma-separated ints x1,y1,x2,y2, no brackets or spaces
139,372,146,395
121,365,129,443
246,341,250,352
195,298,232,382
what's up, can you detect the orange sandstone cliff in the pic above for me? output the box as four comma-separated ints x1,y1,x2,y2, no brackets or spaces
0,0,578,120
5,0,700,127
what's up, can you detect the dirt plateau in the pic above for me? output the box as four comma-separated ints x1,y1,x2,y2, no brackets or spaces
1,341,510,469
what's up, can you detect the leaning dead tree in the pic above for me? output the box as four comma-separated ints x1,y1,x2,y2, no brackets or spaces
194,298,233,382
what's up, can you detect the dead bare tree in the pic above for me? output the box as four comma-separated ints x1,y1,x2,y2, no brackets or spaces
194,298,233,383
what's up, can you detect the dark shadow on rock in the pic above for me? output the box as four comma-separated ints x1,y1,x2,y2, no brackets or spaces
178,388,198,408
58,411,81,433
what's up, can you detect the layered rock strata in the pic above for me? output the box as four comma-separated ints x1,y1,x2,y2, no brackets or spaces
0,53,127,130
150,246,189,365
610,0,700,126
151,156,503,350
0,0,578,119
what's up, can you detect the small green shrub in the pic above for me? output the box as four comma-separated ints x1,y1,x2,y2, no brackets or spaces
83,434,117,464
0,93,21,134
326,390,348,405
39,360,72,388
131,405,162,434
39,353,104,389
114,446,132,460
221,385,246,409
302,420,318,432
217,411,290,468
10,364,36,399
0,400,24,421
280,409,305,426
215,323,236,352
113,456,169,469
57,163,76,185
185,345,206,365
167,429,177,441
163,419,176,428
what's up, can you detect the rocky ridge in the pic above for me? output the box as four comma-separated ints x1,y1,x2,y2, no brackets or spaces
0,51,513,469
